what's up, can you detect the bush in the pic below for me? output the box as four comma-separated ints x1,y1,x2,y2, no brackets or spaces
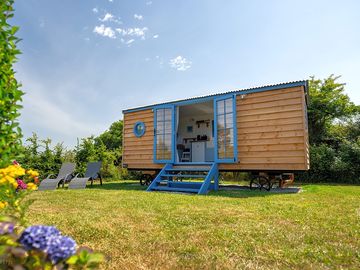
0,163,104,269
0,0,24,167
298,142,360,184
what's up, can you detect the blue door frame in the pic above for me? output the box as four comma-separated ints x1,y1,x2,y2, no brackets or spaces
153,96,237,164
153,105,175,163
214,94,238,163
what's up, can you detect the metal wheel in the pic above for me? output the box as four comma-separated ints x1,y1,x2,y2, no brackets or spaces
140,174,152,186
261,178,273,191
250,175,270,191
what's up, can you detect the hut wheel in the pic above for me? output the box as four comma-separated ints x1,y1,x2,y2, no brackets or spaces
250,175,272,191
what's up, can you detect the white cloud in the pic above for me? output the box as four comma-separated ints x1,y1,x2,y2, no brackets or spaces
134,14,143,20
153,34,159,39
126,39,135,45
93,24,116,39
146,1,152,5
100,12,114,22
92,7,98,13
109,0,113,2
24,93,97,137
98,12,121,24
169,56,192,71
18,78,105,144
115,27,148,38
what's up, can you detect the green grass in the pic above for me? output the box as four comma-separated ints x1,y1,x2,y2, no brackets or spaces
27,182,360,269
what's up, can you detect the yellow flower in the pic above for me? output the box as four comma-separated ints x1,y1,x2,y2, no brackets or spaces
26,183,37,191
0,175,17,188
0,201,8,209
12,181,18,189
26,169,39,178
0,165,25,178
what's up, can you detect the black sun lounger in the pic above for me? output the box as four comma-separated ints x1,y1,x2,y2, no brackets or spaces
68,162,102,189
38,162,76,191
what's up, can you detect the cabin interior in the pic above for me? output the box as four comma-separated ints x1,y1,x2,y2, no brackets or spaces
176,101,214,163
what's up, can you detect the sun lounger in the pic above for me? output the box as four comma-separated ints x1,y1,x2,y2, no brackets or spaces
38,162,76,191
68,162,102,189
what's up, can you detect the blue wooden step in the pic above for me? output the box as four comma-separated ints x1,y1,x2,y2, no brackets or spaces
150,186,199,193
168,181,203,189
161,174,206,178
165,168,209,172
147,163,218,195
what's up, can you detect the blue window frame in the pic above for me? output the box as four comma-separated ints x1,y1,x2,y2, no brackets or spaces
153,105,175,163
214,95,237,163
133,121,146,137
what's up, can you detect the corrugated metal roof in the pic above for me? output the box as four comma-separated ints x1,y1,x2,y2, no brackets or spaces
123,80,308,113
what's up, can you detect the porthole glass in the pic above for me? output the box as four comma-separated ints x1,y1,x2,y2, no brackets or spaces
133,122,146,137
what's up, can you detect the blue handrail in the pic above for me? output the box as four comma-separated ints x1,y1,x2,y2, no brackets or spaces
147,163,173,191
198,163,218,195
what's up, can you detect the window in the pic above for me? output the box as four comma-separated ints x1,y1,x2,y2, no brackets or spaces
155,108,172,160
216,97,234,160
133,122,146,137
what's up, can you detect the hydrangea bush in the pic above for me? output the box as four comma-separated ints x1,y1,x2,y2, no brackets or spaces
0,163,104,269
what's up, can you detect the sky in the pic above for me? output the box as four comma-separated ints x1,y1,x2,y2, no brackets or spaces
12,0,360,148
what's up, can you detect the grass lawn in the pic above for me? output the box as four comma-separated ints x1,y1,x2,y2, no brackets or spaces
27,182,360,269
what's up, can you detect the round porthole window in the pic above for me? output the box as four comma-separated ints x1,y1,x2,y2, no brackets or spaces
133,122,146,137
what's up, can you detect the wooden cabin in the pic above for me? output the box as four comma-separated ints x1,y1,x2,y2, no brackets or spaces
122,81,309,194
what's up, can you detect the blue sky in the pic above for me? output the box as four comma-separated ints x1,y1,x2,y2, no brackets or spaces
13,0,360,147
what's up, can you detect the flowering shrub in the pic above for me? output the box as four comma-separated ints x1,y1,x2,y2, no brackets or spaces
0,163,104,269
0,163,37,224
0,221,104,269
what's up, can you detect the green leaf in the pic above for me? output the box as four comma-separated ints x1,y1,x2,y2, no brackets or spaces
66,255,79,265
87,253,105,264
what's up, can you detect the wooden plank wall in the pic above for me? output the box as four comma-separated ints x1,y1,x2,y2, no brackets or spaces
123,86,309,171
302,88,310,170
220,86,309,171
122,109,162,170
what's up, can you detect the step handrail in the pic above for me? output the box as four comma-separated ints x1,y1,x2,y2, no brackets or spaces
198,163,218,195
147,163,173,192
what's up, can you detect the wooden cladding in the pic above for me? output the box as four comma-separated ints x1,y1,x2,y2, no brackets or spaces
220,86,308,171
123,85,309,171
122,109,162,170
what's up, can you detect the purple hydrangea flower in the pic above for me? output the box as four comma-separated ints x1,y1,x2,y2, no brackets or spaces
19,225,60,251
46,235,77,264
0,222,15,235
18,225,77,264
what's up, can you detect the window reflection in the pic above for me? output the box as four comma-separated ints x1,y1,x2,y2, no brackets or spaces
156,108,172,160
217,97,234,160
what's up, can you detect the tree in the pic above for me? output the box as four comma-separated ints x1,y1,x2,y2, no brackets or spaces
75,136,100,174
0,0,24,167
95,120,123,150
298,75,360,184
308,75,360,145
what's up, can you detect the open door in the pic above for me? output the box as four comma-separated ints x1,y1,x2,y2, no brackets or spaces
154,105,175,163
214,95,237,163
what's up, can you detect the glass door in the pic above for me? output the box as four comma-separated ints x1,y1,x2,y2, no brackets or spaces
214,95,237,163
154,105,174,163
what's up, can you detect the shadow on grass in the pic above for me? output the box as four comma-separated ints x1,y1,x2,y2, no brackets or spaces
88,181,147,191
86,181,299,198
208,188,292,199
